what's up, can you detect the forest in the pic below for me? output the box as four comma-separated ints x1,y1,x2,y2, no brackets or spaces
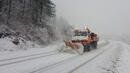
0,0,72,45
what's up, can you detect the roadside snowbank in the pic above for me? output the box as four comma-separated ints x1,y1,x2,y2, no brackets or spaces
0,37,41,52
0,42,63,61
0,38,18,51
117,42,130,73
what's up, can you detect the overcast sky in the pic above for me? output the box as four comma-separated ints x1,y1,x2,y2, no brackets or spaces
52,0,130,35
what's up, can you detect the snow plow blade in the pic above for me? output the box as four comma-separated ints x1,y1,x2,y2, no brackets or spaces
59,40,84,55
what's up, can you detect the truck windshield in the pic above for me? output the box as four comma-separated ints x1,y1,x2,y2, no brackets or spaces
74,31,87,36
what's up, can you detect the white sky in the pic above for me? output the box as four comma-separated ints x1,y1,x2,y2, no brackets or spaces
52,0,130,35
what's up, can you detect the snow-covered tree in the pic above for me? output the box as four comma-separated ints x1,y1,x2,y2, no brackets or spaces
0,0,56,44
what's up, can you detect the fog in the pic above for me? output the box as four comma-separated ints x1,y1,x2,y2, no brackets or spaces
53,0,130,35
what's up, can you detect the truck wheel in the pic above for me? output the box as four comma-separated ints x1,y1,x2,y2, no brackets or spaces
86,46,90,51
93,41,97,49
83,44,90,52
91,41,97,49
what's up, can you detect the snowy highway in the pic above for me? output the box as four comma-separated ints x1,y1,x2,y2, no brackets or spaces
0,40,130,73
0,0,130,73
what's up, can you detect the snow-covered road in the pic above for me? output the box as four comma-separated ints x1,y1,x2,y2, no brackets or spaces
0,40,130,73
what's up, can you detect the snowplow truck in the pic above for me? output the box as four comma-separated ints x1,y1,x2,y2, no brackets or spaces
61,27,99,54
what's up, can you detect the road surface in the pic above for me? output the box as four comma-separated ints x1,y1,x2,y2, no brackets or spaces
0,40,129,73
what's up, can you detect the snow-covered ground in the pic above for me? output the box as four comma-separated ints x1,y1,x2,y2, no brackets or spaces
0,37,41,52
0,38,130,73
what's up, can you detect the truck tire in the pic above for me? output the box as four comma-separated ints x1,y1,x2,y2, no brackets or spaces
91,41,97,49
93,41,97,49
83,44,90,52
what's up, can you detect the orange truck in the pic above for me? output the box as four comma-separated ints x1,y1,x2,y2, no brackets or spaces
63,27,99,54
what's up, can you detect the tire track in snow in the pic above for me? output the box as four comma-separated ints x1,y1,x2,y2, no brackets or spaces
0,51,57,62
69,41,119,73
0,51,59,66
30,55,79,73
68,42,113,73
30,40,110,73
